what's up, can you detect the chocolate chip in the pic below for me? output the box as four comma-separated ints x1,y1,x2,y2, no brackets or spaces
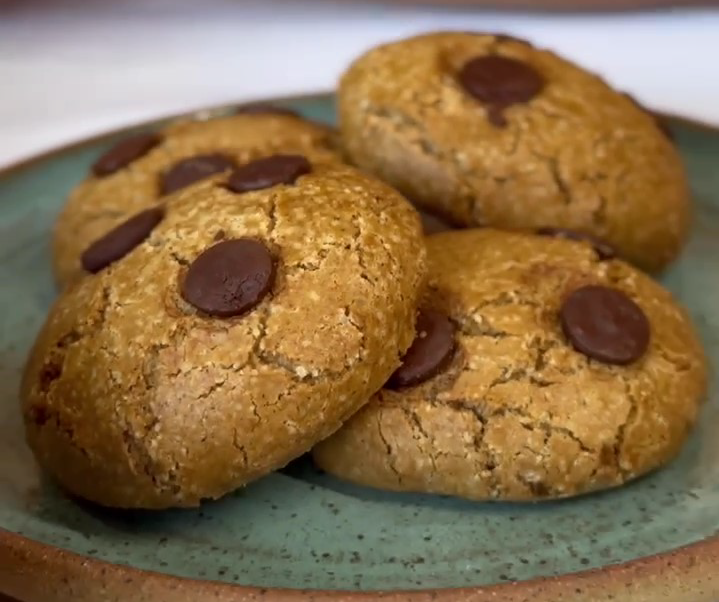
213,229,226,242
92,133,162,177
81,207,164,273
227,155,311,193
560,285,650,365
536,227,616,260
235,103,300,118
458,55,544,127
181,239,275,317
161,154,237,195
387,309,456,389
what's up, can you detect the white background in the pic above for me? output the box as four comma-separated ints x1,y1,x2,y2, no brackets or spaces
1,0,718,168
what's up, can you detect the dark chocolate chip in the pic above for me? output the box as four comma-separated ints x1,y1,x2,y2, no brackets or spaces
92,133,162,177
227,154,311,193
458,55,544,127
235,103,300,118
81,207,164,273
387,309,456,389
536,227,616,260
161,154,237,195
560,285,650,365
181,239,275,317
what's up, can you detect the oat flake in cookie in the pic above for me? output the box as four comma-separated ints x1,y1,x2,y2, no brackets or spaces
338,31,690,272
53,112,340,288
313,229,707,502
22,162,426,509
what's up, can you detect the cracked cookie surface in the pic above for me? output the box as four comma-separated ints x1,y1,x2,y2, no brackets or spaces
313,229,707,501
338,31,690,272
23,161,426,509
53,112,340,287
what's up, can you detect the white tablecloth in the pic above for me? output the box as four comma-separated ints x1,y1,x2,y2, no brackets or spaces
1,0,718,168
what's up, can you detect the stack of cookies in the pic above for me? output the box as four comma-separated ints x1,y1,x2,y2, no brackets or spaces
22,32,707,509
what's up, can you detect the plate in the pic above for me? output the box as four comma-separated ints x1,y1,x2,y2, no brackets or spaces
1,93,719,602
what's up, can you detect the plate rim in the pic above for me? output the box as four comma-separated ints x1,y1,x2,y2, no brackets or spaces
1,92,718,602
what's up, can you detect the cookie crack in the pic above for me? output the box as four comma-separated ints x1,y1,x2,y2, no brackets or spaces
401,406,438,475
29,408,91,460
121,425,180,495
376,408,401,480
140,342,172,389
494,406,592,454
267,193,279,245
613,380,639,478
196,378,227,400
516,472,554,498
530,337,559,372
79,284,113,338
367,107,442,156
350,213,374,285
471,291,539,310
444,399,499,495
170,251,190,267
256,348,358,384
286,248,331,273
487,366,528,390
453,314,512,339
39,285,113,394
232,427,249,468
532,151,573,206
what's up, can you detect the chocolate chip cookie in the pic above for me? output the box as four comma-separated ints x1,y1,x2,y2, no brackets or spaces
338,31,690,272
23,159,426,509
313,229,707,501
53,112,339,287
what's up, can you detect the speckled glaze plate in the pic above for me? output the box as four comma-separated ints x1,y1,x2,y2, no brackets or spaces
1,93,719,602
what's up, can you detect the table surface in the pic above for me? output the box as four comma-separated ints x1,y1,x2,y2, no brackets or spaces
1,0,719,169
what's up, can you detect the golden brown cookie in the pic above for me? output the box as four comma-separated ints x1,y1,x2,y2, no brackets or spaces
23,159,426,509
338,31,690,272
313,229,707,501
53,112,339,287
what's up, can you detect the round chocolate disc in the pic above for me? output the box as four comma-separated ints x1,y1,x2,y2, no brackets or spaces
181,239,275,317
387,309,456,389
560,285,650,365
92,132,162,177
227,154,311,193
458,55,544,126
161,153,237,195
536,227,616,260
80,207,164,273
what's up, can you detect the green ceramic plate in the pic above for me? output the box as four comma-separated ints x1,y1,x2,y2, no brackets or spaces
1,94,719,602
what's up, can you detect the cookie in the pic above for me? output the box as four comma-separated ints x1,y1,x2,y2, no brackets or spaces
22,159,426,508
338,31,690,272
313,229,707,501
53,112,339,287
